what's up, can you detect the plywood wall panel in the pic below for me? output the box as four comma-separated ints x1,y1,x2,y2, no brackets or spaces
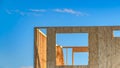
98,27,113,68
89,27,98,68
98,27,107,68
114,38,120,55
34,28,47,68
104,27,112,68
47,28,56,68
56,46,64,66
39,30,47,68
111,26,120,68
111,54,120,68
111,38,116,57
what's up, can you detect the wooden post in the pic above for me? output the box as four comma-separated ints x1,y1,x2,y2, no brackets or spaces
72,49,74,65
34,28,41,68
47,28,56,68
89,27,98,68
66,48,68,65
34,28,37,68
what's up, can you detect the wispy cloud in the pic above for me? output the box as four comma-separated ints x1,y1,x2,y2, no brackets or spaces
53,8,88,16
6,9,12,14
5,8,89,16
5,9,45,16
5,9,26,16
20,66,33,68
29,9,46,12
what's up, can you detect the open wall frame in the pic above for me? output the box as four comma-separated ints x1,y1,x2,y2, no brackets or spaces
34,26,120,68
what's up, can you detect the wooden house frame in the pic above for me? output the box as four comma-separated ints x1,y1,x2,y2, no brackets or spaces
34,26,120,68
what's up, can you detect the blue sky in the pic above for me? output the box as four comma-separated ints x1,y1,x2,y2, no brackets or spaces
0,0,120,68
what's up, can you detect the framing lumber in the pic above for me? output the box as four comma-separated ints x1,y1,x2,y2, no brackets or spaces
34,26,120,68
72,47,88,52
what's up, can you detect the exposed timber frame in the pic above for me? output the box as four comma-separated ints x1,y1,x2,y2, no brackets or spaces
34,26,120,68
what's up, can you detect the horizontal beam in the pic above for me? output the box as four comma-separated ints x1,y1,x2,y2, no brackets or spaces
73,47,88,52
35,26,120,29
56,65,88,68
36,26,120,33
62,46,88,48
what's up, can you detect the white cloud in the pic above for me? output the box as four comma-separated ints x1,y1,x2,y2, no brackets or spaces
5,8,89,16
20,66,33,68
5,9,42,16
5,9,25,16
29,9,46,12
53,8,88,16
6,9,12,14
